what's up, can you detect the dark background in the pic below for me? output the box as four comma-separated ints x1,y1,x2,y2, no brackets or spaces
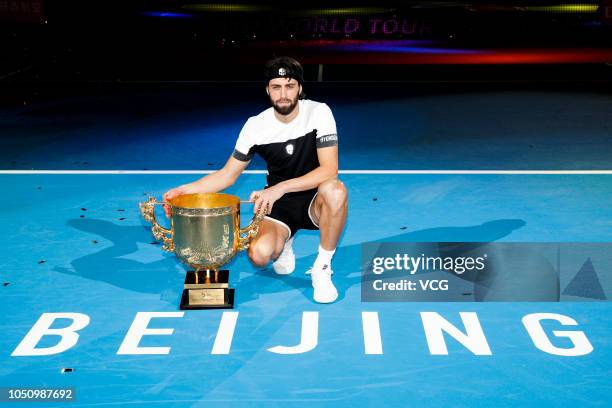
2,1,612,107
2,1,612,78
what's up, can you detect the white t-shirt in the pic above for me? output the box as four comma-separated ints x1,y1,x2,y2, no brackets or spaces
232,99,338,189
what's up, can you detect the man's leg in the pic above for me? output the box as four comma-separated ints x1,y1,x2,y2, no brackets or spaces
307,179,348,303
310,179,348,251
247,219,290,267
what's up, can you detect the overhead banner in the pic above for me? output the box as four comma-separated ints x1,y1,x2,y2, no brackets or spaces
0,0,45,23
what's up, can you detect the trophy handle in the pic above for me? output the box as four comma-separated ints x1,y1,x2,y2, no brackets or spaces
238,212,264,251
139,197,175,252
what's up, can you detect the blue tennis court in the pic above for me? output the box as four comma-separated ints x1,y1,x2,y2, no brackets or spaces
1,84,611,406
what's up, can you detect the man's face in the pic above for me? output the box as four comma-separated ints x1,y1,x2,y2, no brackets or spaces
267,77,301,115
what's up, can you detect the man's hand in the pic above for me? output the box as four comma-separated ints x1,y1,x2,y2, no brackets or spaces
163,185,189,218
250,185,285,217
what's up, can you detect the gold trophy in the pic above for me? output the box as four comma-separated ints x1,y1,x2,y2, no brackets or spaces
139,193,262,309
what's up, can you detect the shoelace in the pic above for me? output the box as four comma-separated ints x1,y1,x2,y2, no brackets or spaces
306,266,334,285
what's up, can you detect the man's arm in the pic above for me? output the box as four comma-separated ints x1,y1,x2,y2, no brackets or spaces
251,146,338,216
276,146,338,194
182,156,249,194
163,156,249,215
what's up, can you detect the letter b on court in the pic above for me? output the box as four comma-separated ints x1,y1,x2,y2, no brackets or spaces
11,313,90,356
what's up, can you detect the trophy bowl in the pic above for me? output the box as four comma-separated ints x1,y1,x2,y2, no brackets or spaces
139,193,261,309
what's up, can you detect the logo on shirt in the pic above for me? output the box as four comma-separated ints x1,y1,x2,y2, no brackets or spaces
285,144,294,155
319,135,338,143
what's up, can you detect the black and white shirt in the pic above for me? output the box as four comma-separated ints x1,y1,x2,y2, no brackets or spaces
232,99,338,190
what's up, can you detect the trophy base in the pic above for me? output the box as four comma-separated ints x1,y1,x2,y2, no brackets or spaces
180,288,235,310
179,269,235,309
184,269,229,289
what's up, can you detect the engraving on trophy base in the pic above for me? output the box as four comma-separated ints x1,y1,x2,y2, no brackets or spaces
189,288,225,305
180,288,235,309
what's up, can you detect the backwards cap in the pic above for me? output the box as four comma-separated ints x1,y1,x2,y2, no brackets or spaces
264,56,304,85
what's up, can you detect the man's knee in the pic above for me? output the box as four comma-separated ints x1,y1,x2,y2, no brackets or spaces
318,179,348,211
248,241,276,267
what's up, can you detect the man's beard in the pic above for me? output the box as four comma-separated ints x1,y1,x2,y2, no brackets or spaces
271,95,299,115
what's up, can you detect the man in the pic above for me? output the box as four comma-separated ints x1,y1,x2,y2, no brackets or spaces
163,56,348,303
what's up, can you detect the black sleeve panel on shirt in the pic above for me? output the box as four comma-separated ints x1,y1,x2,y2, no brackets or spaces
232,148,254,162
316,134,338,148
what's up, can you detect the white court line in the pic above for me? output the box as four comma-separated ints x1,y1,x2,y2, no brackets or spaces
0,170,611,175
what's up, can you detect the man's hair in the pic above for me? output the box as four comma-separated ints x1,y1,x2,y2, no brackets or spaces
264,56,306,99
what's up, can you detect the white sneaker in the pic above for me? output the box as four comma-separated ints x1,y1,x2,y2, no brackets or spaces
272,237,295,275
306,263,338,303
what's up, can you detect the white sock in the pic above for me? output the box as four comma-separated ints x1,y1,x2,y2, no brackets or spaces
314,245,335,269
